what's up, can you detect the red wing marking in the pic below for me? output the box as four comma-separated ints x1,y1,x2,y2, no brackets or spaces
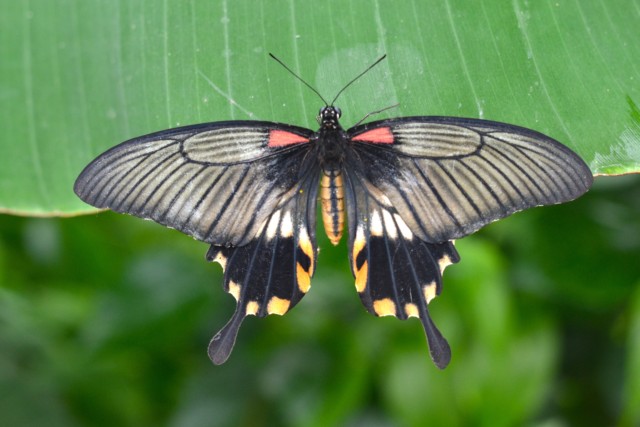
351,127,394,144
268,129,310,147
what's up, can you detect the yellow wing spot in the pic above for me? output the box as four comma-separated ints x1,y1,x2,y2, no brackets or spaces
298,227,313,257
438,254,453,273
353,226,368,292
355,260,368,292
373,298,397,317
212,252,227,271
267,296,291,315
423,281,437,304
246,301,260,316
404,303,419,318
296,262,311,293
352,226,366,272
298,227,315,276
228,281,241,301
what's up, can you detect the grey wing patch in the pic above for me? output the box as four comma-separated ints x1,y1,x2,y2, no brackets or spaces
74,122,314,246
350,117,593,243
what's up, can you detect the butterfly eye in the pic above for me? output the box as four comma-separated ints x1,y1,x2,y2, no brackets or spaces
335,107,342,119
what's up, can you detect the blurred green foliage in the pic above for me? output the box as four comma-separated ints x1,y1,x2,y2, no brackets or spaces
1,176,640,426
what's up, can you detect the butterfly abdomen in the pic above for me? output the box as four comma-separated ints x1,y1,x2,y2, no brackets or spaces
320,169,345,245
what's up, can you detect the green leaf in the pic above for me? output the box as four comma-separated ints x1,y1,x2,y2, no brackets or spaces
1,0,638,215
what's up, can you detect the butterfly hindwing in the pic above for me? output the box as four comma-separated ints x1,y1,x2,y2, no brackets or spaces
347,116,593,243
344,171,460,369
205,172,319,364
74,121,314,246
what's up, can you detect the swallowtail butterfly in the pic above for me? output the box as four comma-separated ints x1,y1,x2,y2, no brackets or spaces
74,55,592,368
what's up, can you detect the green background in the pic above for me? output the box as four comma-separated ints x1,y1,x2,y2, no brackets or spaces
1,0,640,426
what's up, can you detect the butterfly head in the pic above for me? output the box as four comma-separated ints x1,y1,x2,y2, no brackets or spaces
318,106,342,129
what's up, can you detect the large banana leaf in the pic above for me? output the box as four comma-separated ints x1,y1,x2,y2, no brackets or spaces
1,0,638,215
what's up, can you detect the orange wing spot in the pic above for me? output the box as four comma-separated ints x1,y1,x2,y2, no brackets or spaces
355,260,368,292
268,129,309,147
351,127,394,144
296,262,311,293
267,297,291,315
373,298,397,317
246,301,260,316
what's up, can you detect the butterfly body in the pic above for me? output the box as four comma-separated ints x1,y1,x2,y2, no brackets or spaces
75,62,592,369
314,106,348,245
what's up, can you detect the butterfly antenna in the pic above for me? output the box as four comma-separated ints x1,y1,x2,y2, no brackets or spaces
352,103,400,127
330,54,387,106
269,53,329,105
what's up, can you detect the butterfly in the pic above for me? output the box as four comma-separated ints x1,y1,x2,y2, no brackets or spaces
74,55,593,369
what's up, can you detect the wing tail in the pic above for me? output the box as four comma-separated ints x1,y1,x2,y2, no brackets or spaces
418,303,451,369
205,174,319,364
208,305,245,365
345,171,459,368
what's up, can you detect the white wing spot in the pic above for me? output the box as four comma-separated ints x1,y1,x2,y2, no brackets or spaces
213,252,227,271
423,282,437,304
266,210,281,240
394,213,414,240
404,303,419,318
280,210,294,238
382,209,397,239
438,255,453,273
370,210,383,236
228,281,240,301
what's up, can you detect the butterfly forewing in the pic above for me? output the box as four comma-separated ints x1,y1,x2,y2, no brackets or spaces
347,117,593,243
74,121,314,246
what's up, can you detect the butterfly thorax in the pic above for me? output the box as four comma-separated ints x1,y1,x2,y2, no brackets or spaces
315,106,346,246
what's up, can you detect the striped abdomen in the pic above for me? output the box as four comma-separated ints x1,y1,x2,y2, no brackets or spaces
320,169,345,245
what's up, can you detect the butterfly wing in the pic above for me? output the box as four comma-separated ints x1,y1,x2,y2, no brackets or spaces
76,121,322,364
347,116,593,243
344,116,592,368
343,170,460,368
74,121,315,246
206,171,319,364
